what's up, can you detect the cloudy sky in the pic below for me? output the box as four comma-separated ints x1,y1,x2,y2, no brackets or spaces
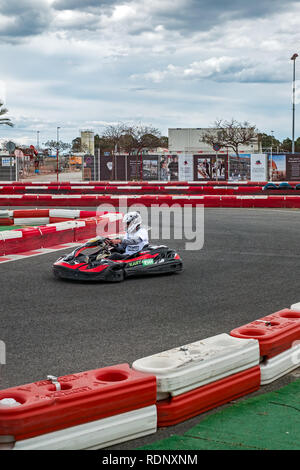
0,0,299,146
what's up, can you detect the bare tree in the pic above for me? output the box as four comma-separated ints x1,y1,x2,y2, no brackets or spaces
102,122,161,179
126,124,161,179
202,119,257,157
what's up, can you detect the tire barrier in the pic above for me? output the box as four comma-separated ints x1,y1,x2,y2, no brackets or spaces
2,194,300,207
132,334,259,400
230,308,300,359
0,210,123,256
156,367,261,427
0,364,157,449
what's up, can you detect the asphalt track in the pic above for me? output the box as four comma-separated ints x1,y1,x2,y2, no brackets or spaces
1,207,300,450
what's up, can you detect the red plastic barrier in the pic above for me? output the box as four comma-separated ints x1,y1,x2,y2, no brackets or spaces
78,210,98,218
156,366,260,427
74,219,97,241
38,224,75,247
230,309,300,358
3,193,300,208
0,218,13,226
49,217,76,223
0,364,156,441
284,196,300,208
2,228,42,254
0,236,6,256
13,209,50,219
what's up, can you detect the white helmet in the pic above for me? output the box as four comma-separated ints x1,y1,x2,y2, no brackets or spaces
123,211,142,234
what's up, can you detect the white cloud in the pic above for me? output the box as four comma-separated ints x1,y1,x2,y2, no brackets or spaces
0,0,300,144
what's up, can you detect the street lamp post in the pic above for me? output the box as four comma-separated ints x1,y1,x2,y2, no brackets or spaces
56,126,60,182
291,53,298,154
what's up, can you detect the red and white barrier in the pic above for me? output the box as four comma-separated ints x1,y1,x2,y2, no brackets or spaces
1,193,300,207
1,301,300,447
0,210,123,256
156,367,261,427
11,406,157,450
132,334,259,400
230,309,300,359
0,364,157,449
260,342,300,385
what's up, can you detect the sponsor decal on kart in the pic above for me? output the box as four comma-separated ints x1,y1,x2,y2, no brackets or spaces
142,258,154,266
127,260,143,267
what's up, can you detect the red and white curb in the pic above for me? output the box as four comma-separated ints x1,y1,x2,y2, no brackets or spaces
0,234,120,264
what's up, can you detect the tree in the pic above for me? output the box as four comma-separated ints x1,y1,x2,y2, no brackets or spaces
202,119,257,157
100,122,161,179
159,136,168,148
71,137,82,153
259,133,281,153
280,138,292,152
44,140,70,154
125,124,161,179
0,101,13,127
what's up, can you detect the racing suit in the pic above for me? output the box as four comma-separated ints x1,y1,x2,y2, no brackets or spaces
109,227,149,260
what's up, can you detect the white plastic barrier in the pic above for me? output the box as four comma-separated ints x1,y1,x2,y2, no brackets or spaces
260,342,300,385
290,302,300,311
49,209,81,219
132,333,260,400
12,406,157,450
14,218,50,226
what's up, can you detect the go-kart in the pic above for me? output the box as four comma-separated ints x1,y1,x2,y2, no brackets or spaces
53,236,183,282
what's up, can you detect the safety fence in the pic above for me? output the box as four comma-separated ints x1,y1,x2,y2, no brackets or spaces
0,304,299,449
1,180,300,186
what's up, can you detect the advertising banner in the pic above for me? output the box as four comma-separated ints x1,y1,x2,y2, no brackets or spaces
286,154,300,180
159,155,179,181
250,154,267,182
228,154,250,181
268,154,286,181
178,154,193,181
143,155,159,180
127,154,142,181
193,154,226,181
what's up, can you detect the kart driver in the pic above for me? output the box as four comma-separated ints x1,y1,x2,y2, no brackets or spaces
108,211,149,260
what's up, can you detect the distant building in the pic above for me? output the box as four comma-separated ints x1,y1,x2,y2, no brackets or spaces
168,128,261,155
80,130,95,155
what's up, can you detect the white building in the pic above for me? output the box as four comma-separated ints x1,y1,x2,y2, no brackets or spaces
168,128,261,154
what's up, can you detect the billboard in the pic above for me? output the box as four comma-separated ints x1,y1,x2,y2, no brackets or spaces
178,154,193,181
143,155,159,180
268,154,286,181
193,154,226,181
228,154,250,181
286,154,300,180
250,154,267,182
159,155,179,181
